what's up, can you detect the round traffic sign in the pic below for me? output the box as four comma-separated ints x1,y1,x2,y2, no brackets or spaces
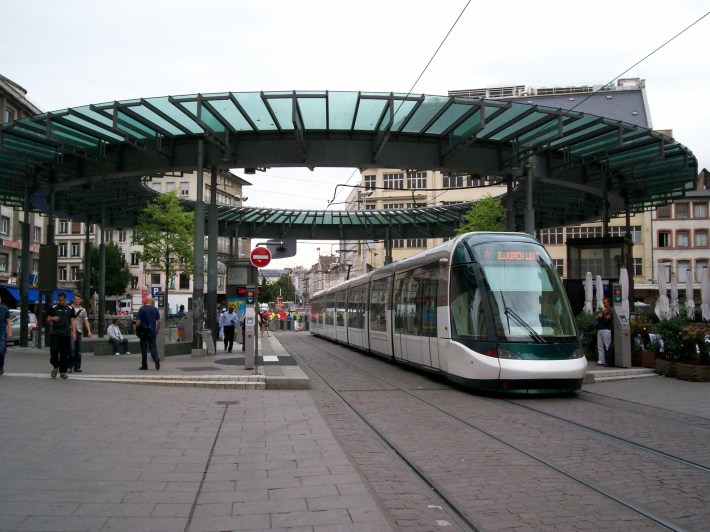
276,295,283,302
250,247,271,268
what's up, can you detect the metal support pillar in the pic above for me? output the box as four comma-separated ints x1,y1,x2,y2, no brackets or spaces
83,222,91,302
207,166,219,348
524,160,535,236
505,175,516,231
98,211,106,337
384,227,393,265
192,141,205,349
19,180,31,346
42,176,56,348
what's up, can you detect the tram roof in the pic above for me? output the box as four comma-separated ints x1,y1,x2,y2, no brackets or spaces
0,90,698,237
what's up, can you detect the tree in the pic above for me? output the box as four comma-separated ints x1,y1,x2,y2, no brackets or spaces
273,274,296,302
455,194,506,234
132,190,194,323
76,242,132,297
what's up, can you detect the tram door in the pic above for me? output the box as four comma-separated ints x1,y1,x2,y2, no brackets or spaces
393,268,439,369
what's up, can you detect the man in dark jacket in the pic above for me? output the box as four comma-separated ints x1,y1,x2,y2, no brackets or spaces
47,292,76,379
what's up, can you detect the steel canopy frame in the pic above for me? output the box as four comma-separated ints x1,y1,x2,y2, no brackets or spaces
0,90,699,235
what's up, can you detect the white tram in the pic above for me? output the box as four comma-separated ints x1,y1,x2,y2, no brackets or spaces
310,232,586,394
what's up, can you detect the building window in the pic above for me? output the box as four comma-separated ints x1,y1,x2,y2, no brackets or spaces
407,238,426,248
32,259,39,274
120,253,126,265
58,243,67,257
383,203,404,210
540,227,564,245
71,266,80,281
151,274,161,285
632,257,643,277
71,221,81,234
151,183,161,192
71,243,81,257
659,262,671,284
59,220,68,234
553,259,564,276
180,182,189,196
443,174,465,188
131,252,140,266
117,228,126,242
131,276,139,289
383,173,404,190
165,182,176,192
693,201,708,218
407,171,427,189
675,203,689,219
609,225,642,244
364,175,376,190
3,107,15,122
33,226,41,243
657,231,671,248
392,239,405,248
695,230,708,248
0,216,8,235
677,261,690,282
0,253,7,272
566,226,602,239
656,205,671,218
58,267,67,281
179,274,190,289
676,230,690,247
104,230,113,242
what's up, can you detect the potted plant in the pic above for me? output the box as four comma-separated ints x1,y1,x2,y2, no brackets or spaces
630,314,653,367
641,340,660,369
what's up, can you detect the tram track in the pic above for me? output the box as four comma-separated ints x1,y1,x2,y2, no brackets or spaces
281,333,708,531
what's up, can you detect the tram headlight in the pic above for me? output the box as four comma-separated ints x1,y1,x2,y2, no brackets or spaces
569,346,585,359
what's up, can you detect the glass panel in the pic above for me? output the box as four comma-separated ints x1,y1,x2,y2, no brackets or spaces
232,93,278,131
130,105,188,136
48,122,101,152
391,98,419,131
297,96,327,129
425,103,473,135
115,110,156,142
451,110,482,145
208,99,254,132
264,97,293,131
197,102,225,134
353,98,387,131
144,97,203,134
62,110,124,141
488,111,547,141
327,92,358,130
401,95,448,134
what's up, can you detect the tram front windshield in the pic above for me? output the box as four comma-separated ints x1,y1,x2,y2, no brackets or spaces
451,241,577,342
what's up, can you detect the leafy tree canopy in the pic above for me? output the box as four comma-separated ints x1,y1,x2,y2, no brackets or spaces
455,194,506,234
76,241,132,297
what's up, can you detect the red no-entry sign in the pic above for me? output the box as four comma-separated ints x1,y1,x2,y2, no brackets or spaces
250,247,271,268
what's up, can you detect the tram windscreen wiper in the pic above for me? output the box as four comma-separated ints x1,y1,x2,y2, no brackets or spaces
503,306,546,344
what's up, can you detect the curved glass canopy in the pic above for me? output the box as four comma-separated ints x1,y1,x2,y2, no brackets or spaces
0,90,698,236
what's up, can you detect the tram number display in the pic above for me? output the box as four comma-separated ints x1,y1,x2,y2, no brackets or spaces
480,248,540,262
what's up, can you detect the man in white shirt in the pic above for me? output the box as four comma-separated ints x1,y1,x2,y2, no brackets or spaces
69,294,92,373
107,318,130,356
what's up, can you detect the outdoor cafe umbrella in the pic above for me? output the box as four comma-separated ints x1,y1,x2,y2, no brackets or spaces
685,269,695,320
583,271,594,314
702,267,710,323
669,272,680,318
619,267,630,319
655,264,670,320
596,275,604,310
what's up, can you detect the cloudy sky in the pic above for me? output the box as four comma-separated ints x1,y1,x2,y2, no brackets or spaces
3,0,709,268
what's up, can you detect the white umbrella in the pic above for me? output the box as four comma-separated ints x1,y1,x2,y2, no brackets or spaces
702,267,710,323
685,269,695,320
655,264,670,320
619,267,630,319
595,275,604,310
583,271,594,314
669,272,680,318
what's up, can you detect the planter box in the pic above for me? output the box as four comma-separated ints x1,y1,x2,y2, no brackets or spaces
641,350,656,369
655,358,710,382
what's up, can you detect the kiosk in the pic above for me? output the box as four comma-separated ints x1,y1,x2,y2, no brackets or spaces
611,283,631,368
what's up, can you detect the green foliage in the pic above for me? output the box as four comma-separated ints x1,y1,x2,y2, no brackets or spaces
455,194,506,234
76,242,132,298
132,191,194,321
258,274,295,304
653,317,687,361
575,312,597,360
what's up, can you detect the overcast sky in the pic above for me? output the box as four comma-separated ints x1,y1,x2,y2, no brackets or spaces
3,0,709,268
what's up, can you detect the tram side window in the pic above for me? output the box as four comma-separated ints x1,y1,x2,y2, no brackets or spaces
370,279,389,332
394,270,437,337
419,275,437,337
325,296,335,326
394,274,417,334
336,291,346,326
450,265,488,340
348,286,365,330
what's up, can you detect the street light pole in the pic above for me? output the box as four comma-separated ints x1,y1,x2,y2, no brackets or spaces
358,190,373,276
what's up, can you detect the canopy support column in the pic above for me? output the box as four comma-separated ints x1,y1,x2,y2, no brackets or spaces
524,159,535,236
505,175,516,231
19,178,31,346
98,210,106,337
384,227,393,265
207,166,219,346
192,141,205,349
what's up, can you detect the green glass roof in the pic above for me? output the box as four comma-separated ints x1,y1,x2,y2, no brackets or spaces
0,90,698,234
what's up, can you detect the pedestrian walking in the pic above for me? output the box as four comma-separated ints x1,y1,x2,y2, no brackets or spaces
107,318,130,355
0,295,11,376
595,297,613,366
219,305,237,352
68,294,91,373
47,292,76,379
260,311,270,337
135,295,161,370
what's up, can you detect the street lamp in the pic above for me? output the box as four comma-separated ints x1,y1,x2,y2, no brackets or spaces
358,190,373,275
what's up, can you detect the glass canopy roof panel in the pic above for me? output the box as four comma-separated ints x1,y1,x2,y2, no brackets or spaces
207,99,254,132
296,95,327,129
123,105,185,137
232,93,279,131
60,112,125,142
400,95,449,134
547,121,610,149
196,102,226,135
115,110,159,142
568,131,621,158
487,109,554,142
264,97,294,131
353,97,388,131
1,132,57,160
48,121,102,152
143,98,203,134
451,109,483,144
475,104,533,140
425,102,477,135
327,92,359,130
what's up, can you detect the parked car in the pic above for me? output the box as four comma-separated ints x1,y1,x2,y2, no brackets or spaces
9,312,37,345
